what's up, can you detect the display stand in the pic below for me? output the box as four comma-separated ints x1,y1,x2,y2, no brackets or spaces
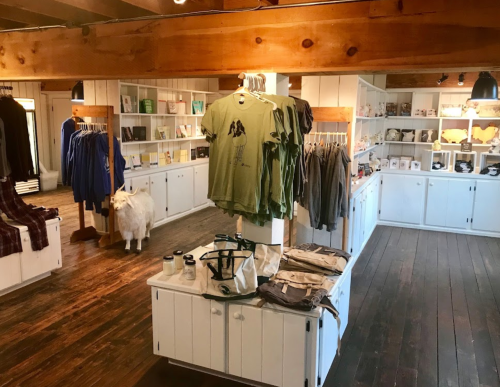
69,105,120,248
240,73,289,246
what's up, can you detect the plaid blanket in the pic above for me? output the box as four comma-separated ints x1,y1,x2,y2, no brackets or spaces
0,177,58,251
0,216,22,258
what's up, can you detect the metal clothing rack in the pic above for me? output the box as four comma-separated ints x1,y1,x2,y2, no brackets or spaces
290,107,353,251
69,105,120,248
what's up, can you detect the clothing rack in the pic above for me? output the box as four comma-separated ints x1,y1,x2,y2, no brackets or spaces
291,107,353,251
69,105,119,248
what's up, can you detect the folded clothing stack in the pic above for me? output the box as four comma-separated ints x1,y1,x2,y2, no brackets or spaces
281,243,351,276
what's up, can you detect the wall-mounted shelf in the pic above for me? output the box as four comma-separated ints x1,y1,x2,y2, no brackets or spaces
122,136,206,146
356,116,385,121
386,116,439,120
120,82,217,95
385,141,431,145
121,113,204,118
354,144,381,158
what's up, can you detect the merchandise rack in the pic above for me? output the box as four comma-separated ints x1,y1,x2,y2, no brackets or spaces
70,105,120,248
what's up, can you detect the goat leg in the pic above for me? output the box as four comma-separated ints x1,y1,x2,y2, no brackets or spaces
136,238,142,254
125,239,131,253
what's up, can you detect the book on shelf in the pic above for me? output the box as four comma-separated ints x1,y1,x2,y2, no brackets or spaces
195,125,202,137
156,126,169,140
142,152,159,168
176,125,188,138
124,155,132,172
121,95,133,113
192,100,204,115
121,127,133,142
186,124,192,137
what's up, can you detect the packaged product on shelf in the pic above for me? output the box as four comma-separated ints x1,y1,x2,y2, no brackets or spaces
176,99,187,115
173,149,188,163
158,100,167,115
140,99,154,114
131,154,142,170
159,152,167,166
142,152,158,168
192,100,204,115
166,151,172,164
124,155,132,173
167,100,177,114
132,126,147,141
186,124,192,137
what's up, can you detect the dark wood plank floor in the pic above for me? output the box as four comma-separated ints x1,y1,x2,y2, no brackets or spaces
1,189,500,387
328,227,500,387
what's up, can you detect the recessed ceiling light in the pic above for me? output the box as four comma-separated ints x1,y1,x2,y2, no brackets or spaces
458,73,465,86
173,0,186,4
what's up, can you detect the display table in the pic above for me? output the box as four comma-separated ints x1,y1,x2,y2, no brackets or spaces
147,246,352,387
0,217,62,296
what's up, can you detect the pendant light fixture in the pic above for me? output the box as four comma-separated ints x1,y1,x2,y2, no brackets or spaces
471,71,498,101
71,81,84,102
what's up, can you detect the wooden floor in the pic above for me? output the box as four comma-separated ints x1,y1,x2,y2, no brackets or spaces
1,189,500,387
328,226,500,387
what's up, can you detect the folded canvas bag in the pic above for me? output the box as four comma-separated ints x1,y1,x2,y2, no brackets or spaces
199,249,258,301
283,243,350,276
257,270,342,353
213,234,282,283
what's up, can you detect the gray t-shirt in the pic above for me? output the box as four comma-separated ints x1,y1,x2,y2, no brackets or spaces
0,118,11,178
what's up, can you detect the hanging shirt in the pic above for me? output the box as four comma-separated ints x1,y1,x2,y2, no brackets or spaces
202,94,280,215
61,118,76,185
0,118,12,178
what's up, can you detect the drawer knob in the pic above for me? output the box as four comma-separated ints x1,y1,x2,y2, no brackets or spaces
340,291,344,296
233,312,242,320
417,182,421,185
211,308,219,315
429,183,434,186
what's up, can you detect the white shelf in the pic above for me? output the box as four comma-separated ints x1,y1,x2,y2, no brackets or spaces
120,82,217,95
385,141,431,145
356,116,385,121
354,144,382,158
471,117,500,120
386,116,439,120
358,78,387,94
121,113,204,117
121,136,206,145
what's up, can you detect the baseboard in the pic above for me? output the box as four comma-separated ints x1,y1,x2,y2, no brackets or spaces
0,272,51,297
377,221,500,238
152,203,211,229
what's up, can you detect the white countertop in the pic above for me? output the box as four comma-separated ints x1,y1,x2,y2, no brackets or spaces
1,214,60,232
124,158,209,178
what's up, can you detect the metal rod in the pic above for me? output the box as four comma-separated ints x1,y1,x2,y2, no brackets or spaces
0,0,370,34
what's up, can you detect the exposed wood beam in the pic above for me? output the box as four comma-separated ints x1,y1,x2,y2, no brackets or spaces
52,0,154,19
0,4,65,26
0,0,109,25
1,1,500,80
0,18,27,30
41,80,76,91
118,0,224,15
386,72,500,89
118,0,164,14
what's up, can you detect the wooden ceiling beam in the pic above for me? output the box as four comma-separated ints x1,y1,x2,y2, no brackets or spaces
0,0,109,25
52,0,154,19
117,0,224,15
1,0,500,80
118,0,164,14
0,4,65,26
0,18,28,30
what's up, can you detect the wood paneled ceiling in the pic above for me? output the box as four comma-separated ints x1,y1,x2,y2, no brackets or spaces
0,0,283,30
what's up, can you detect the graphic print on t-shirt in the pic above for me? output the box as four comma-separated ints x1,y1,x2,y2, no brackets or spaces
228,119,247,166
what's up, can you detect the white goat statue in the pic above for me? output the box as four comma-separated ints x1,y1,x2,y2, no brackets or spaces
113,185,155,253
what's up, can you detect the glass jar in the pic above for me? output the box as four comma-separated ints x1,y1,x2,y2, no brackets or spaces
183,259,196,280
163,256,175,276
183,254,194,268
173,250,184,270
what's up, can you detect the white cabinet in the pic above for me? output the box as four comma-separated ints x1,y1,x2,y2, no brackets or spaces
0,253,22,292
472,181,500,232
153,289,226,372
19,230,42,281
194,164,209,207
351,193,364,257
41,222,62,272
124,178,132,193
132,175,150,193
425,178,473,229
149,172,167,223
167,167,194,217
379,175,425,224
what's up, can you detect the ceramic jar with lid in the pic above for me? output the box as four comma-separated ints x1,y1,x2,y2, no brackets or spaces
173,250,184,270
163,256,175,276
183,260,196,280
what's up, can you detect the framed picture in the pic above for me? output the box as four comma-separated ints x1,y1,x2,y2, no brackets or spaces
386,103,397,116
381,159,389,169
401,129,416,142
399,159,410,170
427,109,437,117
421,129,438,143
121,127,133,142
411,161,421,171
196,125,203,137
167,100,178,114
461,142,473,152
390,158,400,169
401,103,412,116
131,154,142,170
414,109,426,117
121,95,133,113
386,128,401,141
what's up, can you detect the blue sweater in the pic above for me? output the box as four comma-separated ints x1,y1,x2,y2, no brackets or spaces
61,118,76,186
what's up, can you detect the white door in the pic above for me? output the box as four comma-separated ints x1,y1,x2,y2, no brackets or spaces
149,172,167,223
194,164,209,207
425,177,448,227
400,176,426,224
472,181,500,232
51,97,73,183
132,175,150,194
153,288,175,359
446,179,474,229
351,194,363,256
379,174,403,222
167,167,194,217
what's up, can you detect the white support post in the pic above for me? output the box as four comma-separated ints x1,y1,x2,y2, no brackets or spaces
241,73,289,246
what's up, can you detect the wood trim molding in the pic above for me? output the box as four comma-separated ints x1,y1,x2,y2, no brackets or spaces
387,72,500,89
1,1,500,80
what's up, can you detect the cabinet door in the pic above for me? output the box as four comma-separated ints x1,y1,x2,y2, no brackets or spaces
425,178,448,227
149,172,167,223
40,222,62,273
132,175,150,194
124,178,132,193
174,292,194,363
400,176,426,224
19,231,42,281
0,253,22,291
379,174,403,222
319,289,339,386
194,164,209,207
351,194,363,256
372,178,380,229
338,271,352,337
473,181,500,232
154,288,175,359
446,179,474,229
167,167,194,217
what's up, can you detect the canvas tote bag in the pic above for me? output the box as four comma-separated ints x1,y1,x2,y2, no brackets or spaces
199,249,258,300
